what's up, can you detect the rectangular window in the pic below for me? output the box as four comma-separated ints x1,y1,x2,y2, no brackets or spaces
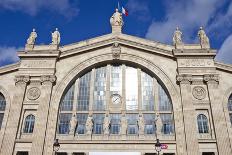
76,114,88,134
141,72,154,111
0,95,6,111
16,152,29,155
230,114,232,125
160,114,174,134
127,114,138,134
93,114,104,134
0,113,4,129
110,66,122,95
60,85,74,111
77,72,91,111
126,67,138,110
144,114,156,134
58,113,72,134
110,114,121,134
93,67,107,111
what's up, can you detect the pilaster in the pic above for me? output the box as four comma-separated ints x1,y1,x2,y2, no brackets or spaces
177,74,199,155
30,75,56,155
204,74,232,155
0,75,29,155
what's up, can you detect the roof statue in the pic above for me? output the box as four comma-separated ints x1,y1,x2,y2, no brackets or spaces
173,27,183,47
51,28,61,45
110,8,123,33
198,26,210,49
26,28,37,45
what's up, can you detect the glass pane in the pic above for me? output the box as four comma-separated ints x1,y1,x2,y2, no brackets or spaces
0,94,6,111
23,115,35,133
228,95,232,111
127,114,138,134
126,67,138,110
0,113,4,129
230,114,232,125
197,114,209,133
144,114,156,134
77,71,91,111
158,85,172,111
110,114,121,134
110,66,122,95
59,113,72,134
160,114,174,134
76,114,88,134
141,72,154,111
60,85,74,111
93,67,107,111
93,114,104,134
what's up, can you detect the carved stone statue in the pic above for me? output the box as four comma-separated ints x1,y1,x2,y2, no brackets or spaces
173,27,183,46
51,28,61,45
69,114,78,134
103,114,110,135
198,27,210,49
27,28,37,45
120,114,127,135
85,115,93,134
138,114,145,135
110,8,123,27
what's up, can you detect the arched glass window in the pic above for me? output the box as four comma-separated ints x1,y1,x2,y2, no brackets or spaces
23,115,35,133
0,93,6,129
58,64,174,136
197,114,209,133
228,95,232,124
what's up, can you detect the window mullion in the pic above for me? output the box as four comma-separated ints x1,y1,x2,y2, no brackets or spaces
89,69,95,113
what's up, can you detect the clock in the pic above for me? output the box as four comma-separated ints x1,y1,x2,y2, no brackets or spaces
111,94,121,105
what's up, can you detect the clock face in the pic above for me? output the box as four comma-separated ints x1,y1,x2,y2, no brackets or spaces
111,94,121,105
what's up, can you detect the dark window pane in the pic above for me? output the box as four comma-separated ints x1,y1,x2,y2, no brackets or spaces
197,114,209,133
0,94,6,111
58,113,72,134
23,115,35,133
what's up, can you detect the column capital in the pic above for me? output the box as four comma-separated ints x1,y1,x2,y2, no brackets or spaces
14,75,30,86
204,74,219,84
176,74,192,84
40,75,56,85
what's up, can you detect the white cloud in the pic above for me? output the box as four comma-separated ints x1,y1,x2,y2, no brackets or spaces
0,46,20,66
215,34,232,64
146,0,225,44
0,0,79,18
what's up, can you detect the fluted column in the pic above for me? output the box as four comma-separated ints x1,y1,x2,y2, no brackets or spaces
204,74,232,155
30,75,56,155
0,75,29,155
177,74,199,155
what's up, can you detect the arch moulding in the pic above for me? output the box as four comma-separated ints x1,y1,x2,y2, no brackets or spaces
44,53,185,155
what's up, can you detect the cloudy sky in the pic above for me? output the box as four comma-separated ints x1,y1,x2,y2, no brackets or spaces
0,0,232,66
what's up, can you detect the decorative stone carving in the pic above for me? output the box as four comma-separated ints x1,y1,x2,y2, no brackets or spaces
40,75,56,85
204,74,219,83
51,28,61,45
85,115,93,135
198,27,210,49
69,114,78,134
25,28,37,50
120,114,127,135
112,42,121,59
138,114,144,135
14,75,30,85
176,74,192,84
173,27,183,47
27,87,41,100
110,9,123,33
192,86,206,100
103,114,110,135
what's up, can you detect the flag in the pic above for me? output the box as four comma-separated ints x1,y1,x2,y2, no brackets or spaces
122,6,128,16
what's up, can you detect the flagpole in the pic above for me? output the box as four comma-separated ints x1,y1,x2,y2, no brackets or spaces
118,1,120,11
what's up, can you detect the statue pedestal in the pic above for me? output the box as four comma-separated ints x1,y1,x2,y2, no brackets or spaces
112,26,122,34
25,44,34,51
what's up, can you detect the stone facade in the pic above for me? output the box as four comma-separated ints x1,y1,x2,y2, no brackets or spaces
0,10,232,155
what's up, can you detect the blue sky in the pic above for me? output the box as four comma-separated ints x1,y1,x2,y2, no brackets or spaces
0,0,232,66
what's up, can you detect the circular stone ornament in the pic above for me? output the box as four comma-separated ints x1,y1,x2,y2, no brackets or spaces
192,86,206,100
27,87,41,100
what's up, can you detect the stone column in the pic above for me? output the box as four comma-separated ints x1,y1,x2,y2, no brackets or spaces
0,75,29,155
204,74,232,155
177,74,199,155
30,75,56,155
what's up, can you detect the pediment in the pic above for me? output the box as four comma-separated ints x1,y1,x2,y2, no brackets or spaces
60,33,175,58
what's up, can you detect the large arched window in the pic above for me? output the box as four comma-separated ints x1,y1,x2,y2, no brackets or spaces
23,115,35,133
0,93,6,129
58,64,174,135
228,95,232,125
197,114,209,134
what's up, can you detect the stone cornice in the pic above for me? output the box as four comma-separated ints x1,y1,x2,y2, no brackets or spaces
176,74,192,84
215,61,232,73
0,62,20,75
